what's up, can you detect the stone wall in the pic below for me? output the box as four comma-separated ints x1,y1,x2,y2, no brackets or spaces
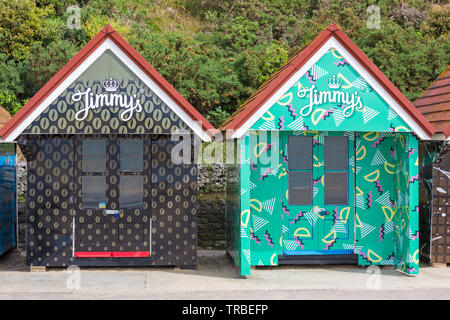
197,199,226,249
17,162,27,249
17,162,26,202
197,164,226,250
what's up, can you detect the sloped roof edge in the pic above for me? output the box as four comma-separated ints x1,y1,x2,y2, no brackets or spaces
220,23,435,139
0,25,217,141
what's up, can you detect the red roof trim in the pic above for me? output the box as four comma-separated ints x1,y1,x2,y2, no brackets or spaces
414,66,450,137
222,23,435,138
444,124,450,139
0,25,216,140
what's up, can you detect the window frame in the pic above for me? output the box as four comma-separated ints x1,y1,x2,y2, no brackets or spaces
81,138,108,210
287,132,350,207
287,135,314,206
118,138,145,209
323,134,349,206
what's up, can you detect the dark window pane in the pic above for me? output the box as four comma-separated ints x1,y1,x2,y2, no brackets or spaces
82,176,106,209
288,136,312,170
120,176,144,208
325,172,348,205
324,136,348,170
288,171,312,205
120,139,143,172
82,140,106,172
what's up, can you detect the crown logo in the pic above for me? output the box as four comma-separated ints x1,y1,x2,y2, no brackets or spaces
326,75,342,89
101,77,120,92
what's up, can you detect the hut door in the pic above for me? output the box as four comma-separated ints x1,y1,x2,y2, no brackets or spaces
285,132,355,254
74,135,151,258
319,133,355,253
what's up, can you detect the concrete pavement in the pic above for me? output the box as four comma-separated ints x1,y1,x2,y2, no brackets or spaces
0,249,449,299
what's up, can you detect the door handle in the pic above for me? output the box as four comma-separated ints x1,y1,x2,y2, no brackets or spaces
313,207,329,216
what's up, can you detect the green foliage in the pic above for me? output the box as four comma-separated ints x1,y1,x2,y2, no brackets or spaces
0,0,448,121
421,4,450,39
0,53,25,96
131,31,243,115
357,21,448,101
0,90,26,116
0,0,60,61
206,107,231,128
233,41,289,89
22,39,78,97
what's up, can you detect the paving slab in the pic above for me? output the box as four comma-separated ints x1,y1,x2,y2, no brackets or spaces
0,249,449,299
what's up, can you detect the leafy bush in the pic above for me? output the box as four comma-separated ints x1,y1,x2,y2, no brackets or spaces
0,0,447,122
206,107,231,128
0,90,27,116
0,0,60,61
21,39,78,98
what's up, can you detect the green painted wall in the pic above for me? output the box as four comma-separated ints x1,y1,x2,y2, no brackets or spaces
241,131,419,275
252,48,411,133
228,46,420,276
354,132,419,275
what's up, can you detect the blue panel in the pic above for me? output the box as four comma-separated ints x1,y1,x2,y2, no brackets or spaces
283,249,354,255
0,143,16,256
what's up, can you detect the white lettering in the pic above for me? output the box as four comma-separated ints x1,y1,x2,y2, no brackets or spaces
71,87,143,122
296,85,365,118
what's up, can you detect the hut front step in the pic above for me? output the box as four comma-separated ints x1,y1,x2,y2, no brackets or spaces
278,254,358,265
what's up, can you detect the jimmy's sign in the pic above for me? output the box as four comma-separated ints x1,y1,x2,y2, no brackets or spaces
71,77,143,122
297,75,365,118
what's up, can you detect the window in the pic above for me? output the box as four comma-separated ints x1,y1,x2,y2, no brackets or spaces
82,140,106,172
120,140,143,172
288,134,349,206
81,140,107,209
288,136,313,205
119,176,144,208
119,139,144,208
324,136,348,205
324,172,348,204
82,176,106,209
289,171,312,205
324,136,348,170
288,136,312,170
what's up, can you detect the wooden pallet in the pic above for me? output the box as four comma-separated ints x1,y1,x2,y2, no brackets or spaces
431,262,448,268
29,266,46,272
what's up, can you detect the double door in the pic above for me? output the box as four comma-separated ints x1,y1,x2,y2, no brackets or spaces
285,132,355,254
74,135,151,258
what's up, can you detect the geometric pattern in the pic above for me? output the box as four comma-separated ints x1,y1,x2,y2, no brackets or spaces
228,47,420,275
253,49,412,133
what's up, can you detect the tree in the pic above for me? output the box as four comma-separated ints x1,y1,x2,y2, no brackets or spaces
22,39,78,98
0,0,60,61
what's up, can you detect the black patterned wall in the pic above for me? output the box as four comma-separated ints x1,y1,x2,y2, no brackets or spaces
431,146,450,264
150,135,197,266
17,50,200,267
18,134,198,267
23,79,191,136
23,50,192,136
18,135,75,267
